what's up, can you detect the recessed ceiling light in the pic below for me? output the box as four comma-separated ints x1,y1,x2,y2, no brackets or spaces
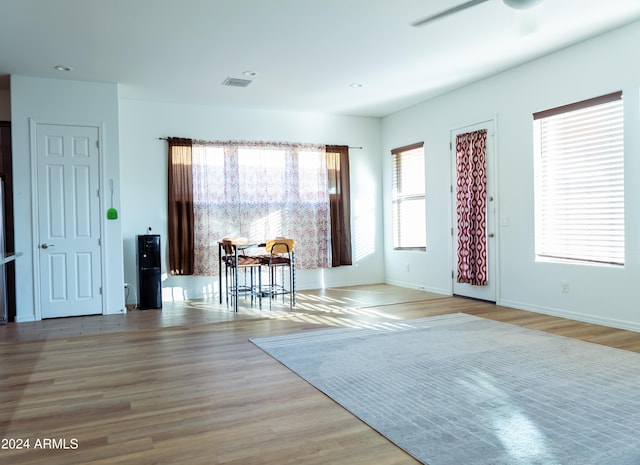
54,65,73,72
243,70,258,77
350,83,363,88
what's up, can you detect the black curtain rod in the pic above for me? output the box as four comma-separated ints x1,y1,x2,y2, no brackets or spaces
158,137,362,149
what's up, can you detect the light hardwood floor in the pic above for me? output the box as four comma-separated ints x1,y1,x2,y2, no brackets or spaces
1,284,639,465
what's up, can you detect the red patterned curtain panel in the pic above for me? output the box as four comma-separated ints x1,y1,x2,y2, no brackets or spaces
456,129,488,286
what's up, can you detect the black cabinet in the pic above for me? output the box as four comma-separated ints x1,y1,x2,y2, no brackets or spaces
137,235,162,309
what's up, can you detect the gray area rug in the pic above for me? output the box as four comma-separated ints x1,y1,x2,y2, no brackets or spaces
250,313,640,465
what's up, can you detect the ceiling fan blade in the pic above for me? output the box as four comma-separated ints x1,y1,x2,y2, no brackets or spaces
411,0,492,27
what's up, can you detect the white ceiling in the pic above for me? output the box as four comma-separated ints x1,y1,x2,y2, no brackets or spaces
1,0,639,117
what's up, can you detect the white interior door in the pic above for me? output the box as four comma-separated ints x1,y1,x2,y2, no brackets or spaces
35,123,103,318
451,120,497,302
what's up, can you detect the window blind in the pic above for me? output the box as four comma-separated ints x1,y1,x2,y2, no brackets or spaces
534,92,624,265
392,142,426,250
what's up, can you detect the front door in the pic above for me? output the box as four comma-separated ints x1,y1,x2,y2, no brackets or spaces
35,123,103,318
451,120,496,302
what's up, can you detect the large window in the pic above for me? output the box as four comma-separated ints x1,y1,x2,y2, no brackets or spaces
391,142,426,250
191,142,331,274
534,91,624,265
167,138,351,276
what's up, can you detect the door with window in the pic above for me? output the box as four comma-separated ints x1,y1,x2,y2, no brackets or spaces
35,122,103,318
451,121,496,302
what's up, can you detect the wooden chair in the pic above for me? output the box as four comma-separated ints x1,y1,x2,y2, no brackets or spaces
221,238,262,311
260,238,295,308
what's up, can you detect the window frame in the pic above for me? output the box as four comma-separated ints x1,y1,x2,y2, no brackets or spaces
391,142,426,251
533,91,624,266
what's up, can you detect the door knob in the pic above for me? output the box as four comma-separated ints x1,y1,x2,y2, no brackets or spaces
40,243,54,249
488,233,495,238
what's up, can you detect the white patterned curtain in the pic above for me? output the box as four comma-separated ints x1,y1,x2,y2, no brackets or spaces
192,141,331,275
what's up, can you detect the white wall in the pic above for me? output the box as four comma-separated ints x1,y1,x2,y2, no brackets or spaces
11,75,124,322
382,21,640,331
118,99,383,302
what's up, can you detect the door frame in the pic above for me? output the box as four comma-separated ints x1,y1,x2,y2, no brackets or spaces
29,118,107,320
450,118,499,302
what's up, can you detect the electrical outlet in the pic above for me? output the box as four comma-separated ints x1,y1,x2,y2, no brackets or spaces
561,281,570,293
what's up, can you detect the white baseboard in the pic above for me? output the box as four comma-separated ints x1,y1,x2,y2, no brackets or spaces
385,279,451,297
499,299,640,333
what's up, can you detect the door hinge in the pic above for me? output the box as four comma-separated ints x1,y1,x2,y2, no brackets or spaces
98,237,101,246
451,270,454,278
96,140,100,149
451,227,453,236
99,286,103,295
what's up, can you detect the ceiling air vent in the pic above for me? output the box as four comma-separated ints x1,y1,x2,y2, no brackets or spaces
223,77,252,87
